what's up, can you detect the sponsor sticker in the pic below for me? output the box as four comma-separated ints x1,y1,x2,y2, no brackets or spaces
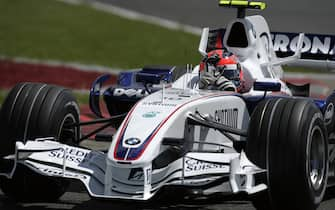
184,158,228,173
163,96,183,101
113,88,148,98
48,148,88,164
214,108,238,128
142,102,177,107
271,32,335,59
39,167,87,180
142,111,160,118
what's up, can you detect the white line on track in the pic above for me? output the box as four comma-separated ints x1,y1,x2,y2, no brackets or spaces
56,0,202,35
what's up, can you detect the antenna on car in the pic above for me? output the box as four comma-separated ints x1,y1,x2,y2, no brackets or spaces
219,0,267,18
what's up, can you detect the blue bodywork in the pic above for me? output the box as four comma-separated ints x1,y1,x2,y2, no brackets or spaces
89,65,186,118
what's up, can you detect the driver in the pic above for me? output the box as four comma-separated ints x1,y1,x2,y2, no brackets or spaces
199,49,246,93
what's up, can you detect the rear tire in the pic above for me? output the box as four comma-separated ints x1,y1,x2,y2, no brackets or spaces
0,83,80,201
246,98,328,210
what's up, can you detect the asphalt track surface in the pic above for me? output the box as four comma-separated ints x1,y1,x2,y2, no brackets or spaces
94,0,335,35
1,1,335,210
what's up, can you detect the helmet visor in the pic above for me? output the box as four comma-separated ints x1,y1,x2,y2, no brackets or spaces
217,64,240,80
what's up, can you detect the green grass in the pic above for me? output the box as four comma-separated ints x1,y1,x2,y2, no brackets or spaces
0,90,7,106
0,0,201,69
73,91,89,105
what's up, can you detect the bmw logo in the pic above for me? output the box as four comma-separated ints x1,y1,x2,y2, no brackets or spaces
125,138,141,146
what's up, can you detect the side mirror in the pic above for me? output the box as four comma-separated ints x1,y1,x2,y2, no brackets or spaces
253,80,281,92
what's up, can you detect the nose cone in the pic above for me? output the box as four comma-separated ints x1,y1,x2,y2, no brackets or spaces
108,94,178,163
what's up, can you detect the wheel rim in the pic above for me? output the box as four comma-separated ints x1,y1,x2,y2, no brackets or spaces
308,126,326,191
59,113,77,145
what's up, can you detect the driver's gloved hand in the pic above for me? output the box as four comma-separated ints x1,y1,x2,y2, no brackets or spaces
199,71,216,89
215,76,236,91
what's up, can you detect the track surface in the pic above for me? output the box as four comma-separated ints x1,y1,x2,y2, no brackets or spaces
0,182,253,210
1,168,335,210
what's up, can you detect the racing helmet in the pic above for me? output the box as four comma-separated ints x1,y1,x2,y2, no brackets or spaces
200,49,244,91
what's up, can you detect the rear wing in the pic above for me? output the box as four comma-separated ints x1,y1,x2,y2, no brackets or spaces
199,28,335,70
273,32,335,70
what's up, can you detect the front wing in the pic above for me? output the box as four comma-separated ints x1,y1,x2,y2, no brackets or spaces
0,139,266,200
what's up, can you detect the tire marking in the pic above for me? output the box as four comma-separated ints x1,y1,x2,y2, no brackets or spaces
8,83,28,126
23,84,47,143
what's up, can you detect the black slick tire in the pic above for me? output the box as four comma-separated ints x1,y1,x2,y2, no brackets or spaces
246,98,328,210
0,83,80,202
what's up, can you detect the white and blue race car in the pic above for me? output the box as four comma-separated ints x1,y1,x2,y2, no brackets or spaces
0,1,334,210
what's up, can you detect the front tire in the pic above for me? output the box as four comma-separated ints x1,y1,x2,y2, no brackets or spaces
246,98,328,210
0,83,80,201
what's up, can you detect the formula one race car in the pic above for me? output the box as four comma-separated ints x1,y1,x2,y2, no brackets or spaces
0,1,335,210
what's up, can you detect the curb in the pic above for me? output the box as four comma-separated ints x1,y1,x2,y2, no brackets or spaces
0,58,117,89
